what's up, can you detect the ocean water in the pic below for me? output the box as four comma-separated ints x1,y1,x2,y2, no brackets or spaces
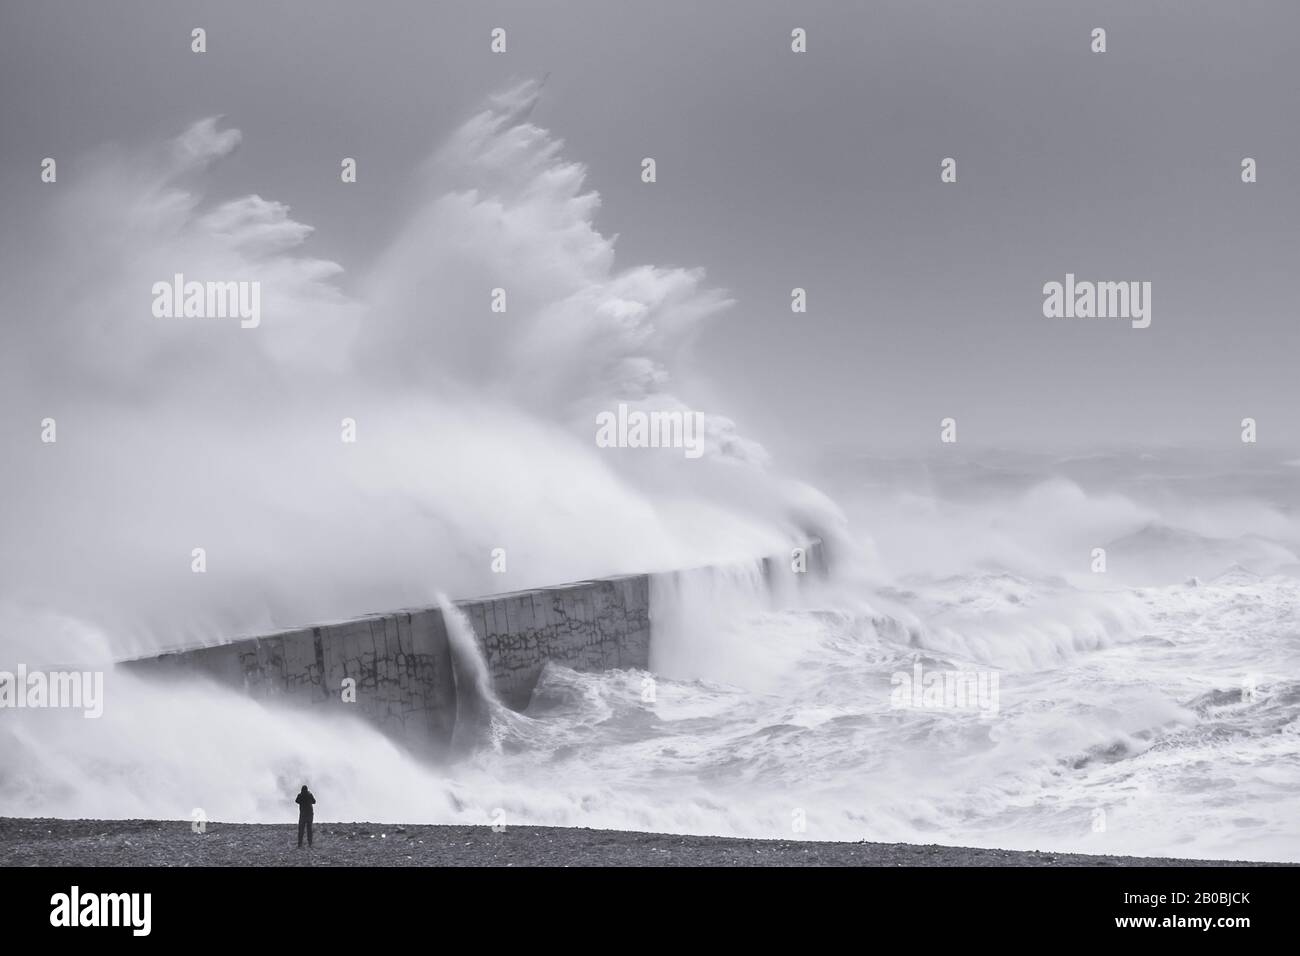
447,563,1298,862
0,84,1295,861
432,452,1300,862
1,455,1296,863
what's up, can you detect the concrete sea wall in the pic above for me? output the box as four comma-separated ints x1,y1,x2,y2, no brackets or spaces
123,540,825,753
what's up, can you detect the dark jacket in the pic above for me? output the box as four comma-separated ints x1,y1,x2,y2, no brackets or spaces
295,789,316,817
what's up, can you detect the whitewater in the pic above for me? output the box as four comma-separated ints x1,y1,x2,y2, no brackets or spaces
3,451,1296,863
0,83,1296,863
434,451,1300,863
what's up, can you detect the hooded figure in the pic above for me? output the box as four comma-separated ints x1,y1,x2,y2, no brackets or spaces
295,785,316,848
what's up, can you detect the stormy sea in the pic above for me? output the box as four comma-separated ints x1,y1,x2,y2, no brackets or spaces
1,83,1296,864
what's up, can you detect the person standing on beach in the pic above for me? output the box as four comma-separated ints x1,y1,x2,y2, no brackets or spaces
295,785,316,848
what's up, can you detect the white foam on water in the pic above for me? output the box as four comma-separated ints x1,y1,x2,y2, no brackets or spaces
0,83,1296,863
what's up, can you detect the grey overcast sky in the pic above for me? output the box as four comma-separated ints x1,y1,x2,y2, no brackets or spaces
2,0,1298,460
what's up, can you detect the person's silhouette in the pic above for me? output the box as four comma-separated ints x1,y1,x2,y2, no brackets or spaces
295,784,316,848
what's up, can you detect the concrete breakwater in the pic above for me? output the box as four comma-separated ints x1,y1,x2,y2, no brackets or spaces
122,541,826,753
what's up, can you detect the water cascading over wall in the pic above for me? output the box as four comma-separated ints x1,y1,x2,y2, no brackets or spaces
121,540,826,754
